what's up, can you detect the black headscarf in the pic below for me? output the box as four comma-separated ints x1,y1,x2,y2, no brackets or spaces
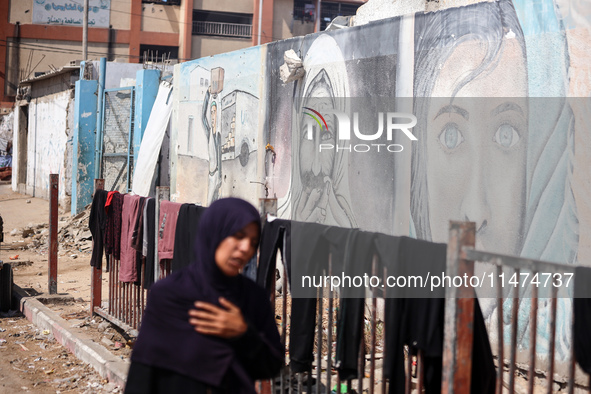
131,198,279,391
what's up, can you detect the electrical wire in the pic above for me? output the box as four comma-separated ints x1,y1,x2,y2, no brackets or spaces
0,39,137,59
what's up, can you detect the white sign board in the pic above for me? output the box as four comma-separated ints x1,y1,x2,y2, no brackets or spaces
33,0,111,28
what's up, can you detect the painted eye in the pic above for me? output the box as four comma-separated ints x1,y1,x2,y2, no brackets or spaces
438,123,464,150
493,124,520,148
321,128,333,141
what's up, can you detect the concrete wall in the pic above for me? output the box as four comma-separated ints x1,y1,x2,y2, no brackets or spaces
291,19,315,37
273,0,296,40
25,90,74,209
171,0,591,381
191,36,252,58
26,70,78,99
141,3,181,33
111,0,131,30
11,104,27,192
88,61,145,88
194,0,253,13
8,1,33,24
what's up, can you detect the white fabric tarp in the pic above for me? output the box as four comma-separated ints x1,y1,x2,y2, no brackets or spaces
131,80,173,196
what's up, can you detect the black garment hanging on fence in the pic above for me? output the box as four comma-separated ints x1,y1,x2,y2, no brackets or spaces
382,237,446,394
89,189,108,269
105,192,124,263
289,221,330,373
335,230,377,380
171,203,207,273
131,197,147,253
143,198,156,290
257,219,291,291
133,197,147,285
382,237,495,394
574,266,591,375
259,220,356,374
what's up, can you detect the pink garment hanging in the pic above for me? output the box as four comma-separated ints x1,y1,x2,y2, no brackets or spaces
157,200,182,262
120,194,142,283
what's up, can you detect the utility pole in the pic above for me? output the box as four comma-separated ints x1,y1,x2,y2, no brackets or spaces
315,0,321,33
82,0,89,60
257,0,263,45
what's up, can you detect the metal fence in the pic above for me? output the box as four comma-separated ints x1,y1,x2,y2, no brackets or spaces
101,87,135,193
444,221,590,394
192,21,252,38
91,186,169,337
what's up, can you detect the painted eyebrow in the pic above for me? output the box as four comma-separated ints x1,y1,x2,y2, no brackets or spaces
490,102,524,117
434,105,469,120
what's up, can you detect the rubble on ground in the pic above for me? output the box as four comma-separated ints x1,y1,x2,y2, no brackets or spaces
5,205,93,255
0,315,123,393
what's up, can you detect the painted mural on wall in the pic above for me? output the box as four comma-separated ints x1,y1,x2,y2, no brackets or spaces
172,0,590,368
265,20,406,235
174,47,261,206
407,0,582,362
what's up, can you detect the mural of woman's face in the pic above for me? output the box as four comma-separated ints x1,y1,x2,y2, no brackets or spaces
426,39,528,254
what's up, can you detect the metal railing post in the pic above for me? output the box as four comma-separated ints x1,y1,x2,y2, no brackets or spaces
442,221,476,394
90,179,104,315
259,198,277,394
48,174,59,294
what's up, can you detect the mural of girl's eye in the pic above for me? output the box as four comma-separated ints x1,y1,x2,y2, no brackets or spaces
493,124,520,148
438,123,464,150
321,127,333,141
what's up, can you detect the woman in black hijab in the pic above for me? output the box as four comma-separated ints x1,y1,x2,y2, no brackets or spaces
125,198,283,393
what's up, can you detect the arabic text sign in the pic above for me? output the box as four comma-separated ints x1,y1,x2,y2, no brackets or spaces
33,0,111,28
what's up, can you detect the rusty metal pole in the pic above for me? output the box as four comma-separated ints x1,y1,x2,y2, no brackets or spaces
90,179,104,315
48,174,59,294
442,221,476,394
259,198,277,394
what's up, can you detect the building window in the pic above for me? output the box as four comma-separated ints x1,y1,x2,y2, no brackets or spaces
192,11,253,39
293,0,360,30
142,0,181,5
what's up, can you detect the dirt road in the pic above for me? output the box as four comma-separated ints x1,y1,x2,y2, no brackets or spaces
0,184,125,393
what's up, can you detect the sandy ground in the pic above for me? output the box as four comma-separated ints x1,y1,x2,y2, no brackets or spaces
0,315,119,394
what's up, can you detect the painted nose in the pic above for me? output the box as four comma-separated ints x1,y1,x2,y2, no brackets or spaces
459,170,490,236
